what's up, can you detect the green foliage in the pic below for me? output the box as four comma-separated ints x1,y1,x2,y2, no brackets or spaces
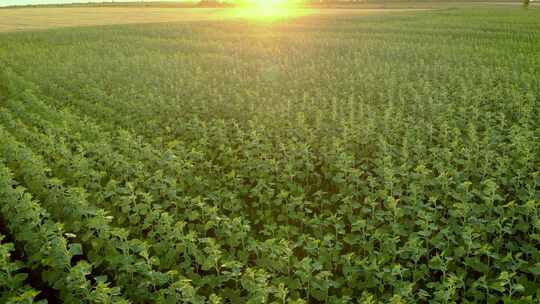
0,164,129,303
0,235,43,304
0,6,539,303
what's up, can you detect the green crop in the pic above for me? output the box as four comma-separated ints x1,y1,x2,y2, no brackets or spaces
0,6,539,304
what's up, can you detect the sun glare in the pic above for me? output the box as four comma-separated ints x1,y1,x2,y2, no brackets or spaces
227,0,309,21
253,0,288,9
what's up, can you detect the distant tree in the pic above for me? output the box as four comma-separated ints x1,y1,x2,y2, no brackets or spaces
523,0,530,7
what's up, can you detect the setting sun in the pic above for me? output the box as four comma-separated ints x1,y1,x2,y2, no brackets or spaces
227,0,308,20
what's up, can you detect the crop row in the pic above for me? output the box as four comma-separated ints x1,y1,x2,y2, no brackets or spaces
0,7,539,303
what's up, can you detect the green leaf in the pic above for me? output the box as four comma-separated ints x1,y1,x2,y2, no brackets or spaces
68,243,83,256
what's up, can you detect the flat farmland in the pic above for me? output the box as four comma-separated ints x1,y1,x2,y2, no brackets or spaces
0,4,539,304
0,6,434,32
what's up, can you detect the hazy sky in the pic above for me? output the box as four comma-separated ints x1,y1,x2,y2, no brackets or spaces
0,0,184,6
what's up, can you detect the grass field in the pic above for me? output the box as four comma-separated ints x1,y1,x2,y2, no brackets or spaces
0,4,539,304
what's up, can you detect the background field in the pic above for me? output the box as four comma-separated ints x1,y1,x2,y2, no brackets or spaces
0,1,534,32
0,4,539,304
0,6,433,32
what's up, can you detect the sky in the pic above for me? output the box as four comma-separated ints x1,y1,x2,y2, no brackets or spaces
0,0,185,6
